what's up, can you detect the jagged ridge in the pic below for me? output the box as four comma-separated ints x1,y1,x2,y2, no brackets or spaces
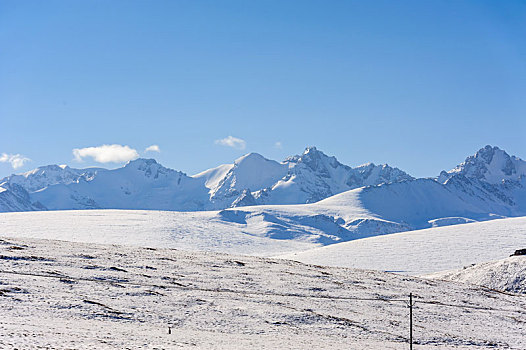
0,145,525,246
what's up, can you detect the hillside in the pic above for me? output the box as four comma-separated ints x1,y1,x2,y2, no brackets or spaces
1,210,525,277
0,235,525,349
428,255,526,294
0,209,317,256
280,216,526,275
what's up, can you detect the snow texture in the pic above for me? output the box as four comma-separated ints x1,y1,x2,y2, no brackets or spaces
2,209,526,277
0,235,525,349
428,255,526,294
281,216,526,275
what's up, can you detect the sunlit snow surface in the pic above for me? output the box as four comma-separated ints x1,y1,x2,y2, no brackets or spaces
0,236,525,349
281,216,526,275
0,210,317,256
428,255,526,293
0,210,525,276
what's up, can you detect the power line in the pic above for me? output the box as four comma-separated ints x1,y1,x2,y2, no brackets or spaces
0,269,524,315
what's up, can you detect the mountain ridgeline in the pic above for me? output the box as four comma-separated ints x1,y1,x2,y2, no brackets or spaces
1,145,526,243
0,147,413,212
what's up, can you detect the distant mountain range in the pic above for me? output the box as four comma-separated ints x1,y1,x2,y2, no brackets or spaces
1,145,525,243
0,146,413,212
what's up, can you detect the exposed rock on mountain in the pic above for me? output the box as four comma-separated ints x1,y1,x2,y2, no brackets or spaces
1,146,524,244
253,147,413,205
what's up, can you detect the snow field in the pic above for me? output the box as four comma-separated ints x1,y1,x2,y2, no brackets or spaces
281,216,526,275
0,236,525,349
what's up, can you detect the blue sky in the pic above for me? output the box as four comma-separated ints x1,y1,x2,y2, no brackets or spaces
1,0,525,178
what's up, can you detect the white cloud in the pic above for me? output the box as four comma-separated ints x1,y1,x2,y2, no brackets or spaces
215,136,246,150
145,145,160,153
0,153,30,169
274,141,283,149
73,144,139,163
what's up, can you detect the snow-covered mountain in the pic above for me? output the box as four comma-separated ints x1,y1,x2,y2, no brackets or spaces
253,147,413,205
201,145,525,244
5,164,104,192
439,145,526,216
0,183,45,212
193,152,288,208
32,159,209,211
204,146,526,243
1,145,525,247
193,147,413,208
440,145,526,184
0,147,413,212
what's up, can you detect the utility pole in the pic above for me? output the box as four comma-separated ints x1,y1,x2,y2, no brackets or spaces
409,293,413,350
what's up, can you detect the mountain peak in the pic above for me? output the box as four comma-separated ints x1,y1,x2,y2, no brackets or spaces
209,152,287,202
234,152,268,165
285,146,338,168
0,163,103,194
355,162,375,169
123,158,181,179
474,145,505,164
446,145,526,184
303,146,318,153
22,164,70,177
125,158,158,167
302,146,330,159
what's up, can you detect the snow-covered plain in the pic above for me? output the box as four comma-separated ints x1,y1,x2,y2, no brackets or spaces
0,210,317,256
281,216,526,275
1,210,525,276
1,235,525,349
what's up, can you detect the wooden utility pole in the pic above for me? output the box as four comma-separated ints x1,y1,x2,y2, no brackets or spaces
409,293,413,350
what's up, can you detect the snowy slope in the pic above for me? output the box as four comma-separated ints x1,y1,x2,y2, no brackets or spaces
428,255,526,294
192,163,233,192
0,210,318,256
1,235,525,349
194,153,288,208
0,183,44,212
210,178,505,245
281,216,526,275
318,178,498,228
0,182,446,253
2,209,526,275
